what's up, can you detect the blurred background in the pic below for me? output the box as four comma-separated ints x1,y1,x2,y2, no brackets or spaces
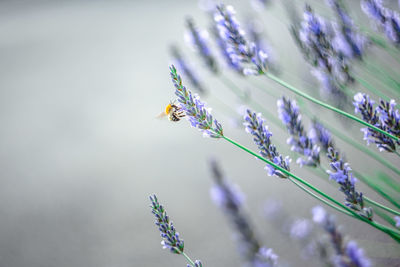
0,0,399,266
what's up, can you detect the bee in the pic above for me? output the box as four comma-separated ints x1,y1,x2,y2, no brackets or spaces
157,101,185,122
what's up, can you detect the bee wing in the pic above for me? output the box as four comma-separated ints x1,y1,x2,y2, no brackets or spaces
156,111,167,119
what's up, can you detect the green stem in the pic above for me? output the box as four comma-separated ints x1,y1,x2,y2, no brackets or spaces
364,197,400,216
288,177,353,216
395,151,400,158
220,134,400,241
264,72,399,142
181,252,195,266
353,170,400,210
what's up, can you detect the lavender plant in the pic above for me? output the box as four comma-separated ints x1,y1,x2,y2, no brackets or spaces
353,92,400,153
209,159,278,266
149,195,202,266
277,97,321,167
312,206,371,267
149,1,400,265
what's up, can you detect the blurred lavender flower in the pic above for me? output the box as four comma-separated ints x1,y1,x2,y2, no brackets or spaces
214,4,268,75
395,216,400,228
362,0,400,45
310,119,335,152
326,147,373,219
170,65,223,138
187,260,203,267
211,22,244,74
185,18,218,73
277,97,321,167
243,109,291,178
170,46,206,95
149,194,185,254
311,68,348,108
327,0,369,59
312,206,371,267
246,18,280,74
209,159,277,266
298,5,354,84
353,92,400,152
290,219,313,240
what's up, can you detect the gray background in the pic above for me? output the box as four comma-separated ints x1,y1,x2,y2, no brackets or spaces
0,0,399,266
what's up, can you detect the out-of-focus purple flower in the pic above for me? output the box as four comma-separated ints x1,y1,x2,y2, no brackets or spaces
290,219,313,240
170,65,223,138
353,92,400,152
170,46,206,95
298,5,354,84
362,0,400,45
243,109,291,178
327,0,369,59
395,216,400,228
277,97,320,167
310,68,348,107
251,247,278,267
187,260,203,267
346,241,371,267
310,120,335,152
326,147,373,219
246,18,280,74
251,0,271,11
185,18,218,73
149,194,185,254
214,4,268,75
209,159,277,266
312,206,371,267
312,206,327,224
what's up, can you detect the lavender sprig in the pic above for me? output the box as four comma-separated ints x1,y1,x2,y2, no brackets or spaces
310,119,335,152
170,65,223,138
298,5,354,84
353,92,400,152
209,159,278,266
170,46,206,95
277,97,320,167
327,0,369,59
214,4,268,75
362,0,400,45
243,109,291,178
185,18,218,73
326,148,373,219
312,206,371,267
149,194,184,254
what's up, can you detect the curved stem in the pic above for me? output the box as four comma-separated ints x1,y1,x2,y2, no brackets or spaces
264,73,399,142
288,177,353,216
181,252,195,266
220,134,400,242
364,197,400,216
353,170,400,210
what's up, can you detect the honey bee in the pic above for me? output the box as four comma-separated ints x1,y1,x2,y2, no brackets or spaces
157,101,185,122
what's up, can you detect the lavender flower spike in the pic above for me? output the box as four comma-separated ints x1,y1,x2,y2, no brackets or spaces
362,0,400,45
353,92,400,152
277,97,320,167
309,119,335,152
214,4,268,75
326,147,373,219
243,109,291,178
170,65,223,138
149,194,184,254
185,18,218,73
312,206,371,267
209,159,278,266
187,260,202,267
170,46,206,95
